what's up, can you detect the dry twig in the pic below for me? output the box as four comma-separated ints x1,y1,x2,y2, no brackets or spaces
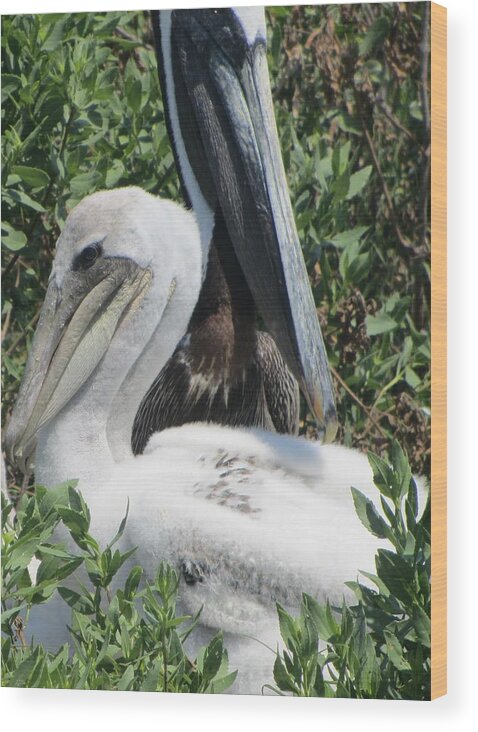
331,366,389,439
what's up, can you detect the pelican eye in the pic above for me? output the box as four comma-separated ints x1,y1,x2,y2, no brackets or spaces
73,243,103,271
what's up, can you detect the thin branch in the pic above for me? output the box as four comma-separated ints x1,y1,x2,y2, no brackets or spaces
374,94,423,149
360,117,412,254
5,307,41,357
331,366,389,439
1,306,12,342
13,616,27,649
2,254,20,281
19,472,32,499
115,25,150,47
114,26,152,72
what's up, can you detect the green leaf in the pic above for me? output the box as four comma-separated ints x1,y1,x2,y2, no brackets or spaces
124,565,143,598
125,78,142,114
332,140,351,176
405,365,421,389
383,629,412,670
56,507,89,537
106,499,129,550
11,650,40,687
69,170,102,196
391,441,413,499
105,159,125,188
332,171,350,202
365,313,398,336
1,73,22,100
1,604,25,624
346,252,372,285
67,486,87,515
35,545,75,559
356,570,390,597
302,595,338,641
5,189,46,212
7,537,40,570
140,659,161,691
368,453,395,498
1,222,27,251
208,669,238,694
327,226,369,249
118,615,132,657
202,634,224,679
351,487,391,540
406,479,419,524
58,586,95,614
412,604,431,647
37,480,75,519
409,99,424,121
11,166,50,188
335,111,362,136
117,664,135,691
315,152,332,189
36,555,83,585
346,165,372,199
273,655,297,693
359,16,391,56
359,634,381,694
42,15,69,51
277,603,298,650
375,549,415,604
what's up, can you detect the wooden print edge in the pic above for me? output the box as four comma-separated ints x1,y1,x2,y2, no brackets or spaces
430,0,447,701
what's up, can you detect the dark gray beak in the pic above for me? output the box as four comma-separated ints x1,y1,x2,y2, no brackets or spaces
154,9,337,441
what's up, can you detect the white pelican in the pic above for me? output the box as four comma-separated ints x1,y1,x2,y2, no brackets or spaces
132,7,337,451
4,188,426,694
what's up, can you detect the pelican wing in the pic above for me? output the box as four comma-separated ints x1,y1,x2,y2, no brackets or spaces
107,426,404,633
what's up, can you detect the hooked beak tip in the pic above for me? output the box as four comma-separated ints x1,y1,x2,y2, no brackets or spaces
313,396,338,444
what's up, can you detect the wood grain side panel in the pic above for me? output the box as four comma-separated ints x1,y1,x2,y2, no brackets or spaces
430,0,447,701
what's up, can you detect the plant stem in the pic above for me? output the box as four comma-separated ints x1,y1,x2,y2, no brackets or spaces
5,307,41,357
331,366,389,439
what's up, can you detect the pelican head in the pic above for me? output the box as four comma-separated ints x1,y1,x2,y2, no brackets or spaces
154,7,338,441
4,188,202,473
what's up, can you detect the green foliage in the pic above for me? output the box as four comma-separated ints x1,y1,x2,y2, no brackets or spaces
1,486,236,692
266,4,431,472
270,444,430,699
2,447,429,697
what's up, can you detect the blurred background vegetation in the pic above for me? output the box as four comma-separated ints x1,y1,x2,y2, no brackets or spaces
1,4,431,486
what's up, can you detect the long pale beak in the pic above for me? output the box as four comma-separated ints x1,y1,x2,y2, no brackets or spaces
4,259,151,474
155,10,337,441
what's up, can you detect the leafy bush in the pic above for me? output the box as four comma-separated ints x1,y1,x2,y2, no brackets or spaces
266,4,431,472
1,482,236,692
270,443,430,699
2,446,429,697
